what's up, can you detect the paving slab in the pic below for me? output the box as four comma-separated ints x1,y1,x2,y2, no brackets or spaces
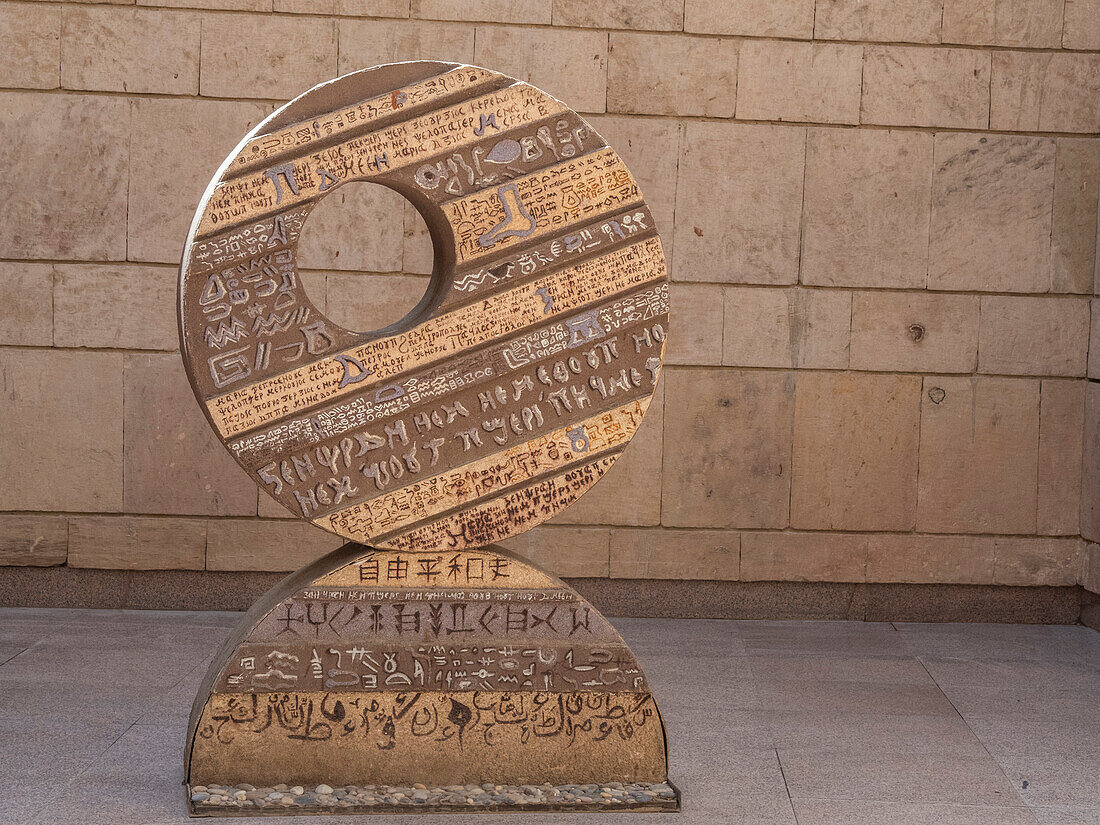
920,656,1100,689
997,757,1100,808
1033,805,1100,824
779,750,1027,806
793,798,1041,824
747,651,937,685
897,622,1100,662
0,643,26,664
941,684,1100,720
967,717,1100,764
761,710,990,757
755,679,959,716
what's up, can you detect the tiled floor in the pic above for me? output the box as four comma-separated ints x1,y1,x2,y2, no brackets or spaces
0,609,1097,824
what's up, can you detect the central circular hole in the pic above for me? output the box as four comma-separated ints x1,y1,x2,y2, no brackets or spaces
296,181,434,334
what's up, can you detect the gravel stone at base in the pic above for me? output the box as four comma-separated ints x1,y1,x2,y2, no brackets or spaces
189,781,678,812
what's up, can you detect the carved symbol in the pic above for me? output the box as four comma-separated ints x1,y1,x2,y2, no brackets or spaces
208,347,251,388
301,321,334,354
477,183,536,249
317,167,339,192
334,354,373,389
485,139,521,164
473,113,499,136
204,318,248,350
263,163,300,205
535,287,555,315
567,426,590,453
269,214,288,246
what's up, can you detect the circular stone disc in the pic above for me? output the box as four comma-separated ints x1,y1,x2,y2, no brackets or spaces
178,61,669,551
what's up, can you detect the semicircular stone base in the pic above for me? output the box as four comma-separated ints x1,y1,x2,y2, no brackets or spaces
185,542,677,815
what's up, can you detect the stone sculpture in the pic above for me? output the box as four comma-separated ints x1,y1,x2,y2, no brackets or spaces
177,61,674,815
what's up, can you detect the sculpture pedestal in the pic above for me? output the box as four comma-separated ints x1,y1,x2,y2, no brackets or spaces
185,542,678,816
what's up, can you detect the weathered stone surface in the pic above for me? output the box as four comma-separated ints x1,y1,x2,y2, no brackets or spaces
53,264,178,350
69,516,206,570
206,520,343,572
792,373,920,531
723,287,850,369
278,0,409,15
736,41,862,125
501,526,611,577
667,284,724,365
917,377,1039,534
991,52,1100,133
0,93,128,260
607,32,736,117
476,26,607,113
1052,139,1100,294
0,263,52,346
141,0,268,9
942,0,1063,47
0,514,67,566
200,15,337,100
557,0,683,31
1082,383,1100,544
662,368,794,528
813,0,941,43
801,129,932,289
686,0,812,37
849,292,979,373
61,6,199,94
978,296,1089,377
741,532,865,582
1091,302,1100,380
862,46,991,129
123,353,257,516
128,98,272,263
552,385,665,527
296,181,405,273
1037,380,1084,536
1085,543,1100,593
0,349,122,511
588,115,680,263
337,19,474,74
412,0,550,23
929,133,1054,293
320,273,430,333
674,122,805,284
1063,0,1100,49
992,537,1080,586
0,2,60,88
610,528,739,579
865,535,995,584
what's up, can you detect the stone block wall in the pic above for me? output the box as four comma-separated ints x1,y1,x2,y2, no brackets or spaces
1,0,1098,601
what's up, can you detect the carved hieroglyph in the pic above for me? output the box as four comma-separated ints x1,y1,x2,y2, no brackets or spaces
179,62,675,816
178,61,668,551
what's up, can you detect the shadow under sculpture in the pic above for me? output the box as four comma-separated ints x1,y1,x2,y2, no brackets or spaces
177,61,675,815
